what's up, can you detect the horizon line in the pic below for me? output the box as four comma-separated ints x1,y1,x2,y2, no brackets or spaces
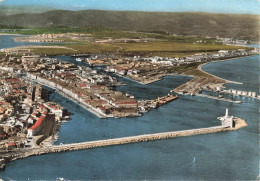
0,5,259,15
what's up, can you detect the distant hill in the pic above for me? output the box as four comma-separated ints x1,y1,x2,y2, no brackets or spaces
0,9,258,41
0,5,55,15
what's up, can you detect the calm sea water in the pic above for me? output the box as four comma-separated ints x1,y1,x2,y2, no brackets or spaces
0,35,45,49
0,36,259,180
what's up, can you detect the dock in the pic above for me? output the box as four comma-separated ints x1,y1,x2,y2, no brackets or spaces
196,94,242,103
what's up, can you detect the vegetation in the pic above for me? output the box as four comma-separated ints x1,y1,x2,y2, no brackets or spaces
31,40,249,57
32,48,76,56
116,42,245,57
32,43,120,56
167,63,202,74
0,52,6,57
184,69,212,78
10,27,217,44
166,63,212,78
0,10,258,41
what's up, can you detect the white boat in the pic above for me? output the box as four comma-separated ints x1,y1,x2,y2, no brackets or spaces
57,177,64,181
76,58,82,62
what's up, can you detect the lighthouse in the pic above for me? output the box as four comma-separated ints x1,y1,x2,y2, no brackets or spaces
218,108,234,128
225,108,229,119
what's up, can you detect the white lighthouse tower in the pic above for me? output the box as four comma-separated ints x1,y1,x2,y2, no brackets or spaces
225,108,229,119
218,108,234,128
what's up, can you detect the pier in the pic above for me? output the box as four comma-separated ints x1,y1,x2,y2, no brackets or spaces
196,94,242,103
1,116,247,167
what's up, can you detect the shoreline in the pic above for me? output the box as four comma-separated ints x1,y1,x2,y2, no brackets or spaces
120,55,255,86
198,55,257,85
172,55,257,95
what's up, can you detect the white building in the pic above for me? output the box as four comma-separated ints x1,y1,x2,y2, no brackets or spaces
218,108,234,128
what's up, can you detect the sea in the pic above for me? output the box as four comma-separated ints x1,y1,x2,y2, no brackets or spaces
0,35,259,180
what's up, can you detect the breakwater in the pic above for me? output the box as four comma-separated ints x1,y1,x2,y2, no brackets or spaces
3,118,247,167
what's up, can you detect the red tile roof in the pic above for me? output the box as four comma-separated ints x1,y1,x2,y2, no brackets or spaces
7,142,16,146
28,116,45,130
7,78,19,82
78,83,87,87
76,93,83,97
39,105,46,109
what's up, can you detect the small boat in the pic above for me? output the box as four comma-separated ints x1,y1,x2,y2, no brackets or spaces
76,58,82,62
57,177,64,181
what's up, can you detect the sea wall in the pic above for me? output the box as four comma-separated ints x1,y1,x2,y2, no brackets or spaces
7,118,246,163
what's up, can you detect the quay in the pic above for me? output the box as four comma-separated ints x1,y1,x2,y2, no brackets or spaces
202,88,260,101
196,93,242,104
24,74,108,118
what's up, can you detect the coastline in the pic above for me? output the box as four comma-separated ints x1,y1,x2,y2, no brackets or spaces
171,55,258,95
120,55,255,86
197,55,257,85
122,75,164,85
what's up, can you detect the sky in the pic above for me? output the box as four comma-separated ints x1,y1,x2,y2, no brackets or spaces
0,0,259,14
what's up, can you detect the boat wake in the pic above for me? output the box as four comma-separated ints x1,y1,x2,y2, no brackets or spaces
181,157,196,168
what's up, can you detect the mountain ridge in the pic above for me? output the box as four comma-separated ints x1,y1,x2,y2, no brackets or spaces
0,9,258,41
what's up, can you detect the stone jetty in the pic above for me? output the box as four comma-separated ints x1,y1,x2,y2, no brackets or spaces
1,117,247,169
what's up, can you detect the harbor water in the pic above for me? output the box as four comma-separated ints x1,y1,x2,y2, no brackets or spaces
0,36,259,180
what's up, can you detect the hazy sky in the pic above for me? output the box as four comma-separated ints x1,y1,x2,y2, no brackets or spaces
0,0,259,14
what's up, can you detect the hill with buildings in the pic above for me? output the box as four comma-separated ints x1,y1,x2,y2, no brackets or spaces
0,10,258,41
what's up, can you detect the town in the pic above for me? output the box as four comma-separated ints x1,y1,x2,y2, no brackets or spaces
0,51,180,162
0,33,258,172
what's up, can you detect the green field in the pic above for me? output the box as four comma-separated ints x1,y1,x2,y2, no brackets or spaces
31,40,250,57
32,48,76,56
9,27,219,43
17,27,250,57
116,42,246,57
